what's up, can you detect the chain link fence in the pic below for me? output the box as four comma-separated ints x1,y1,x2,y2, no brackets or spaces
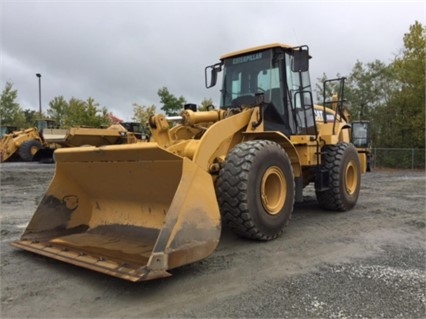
372,148,425,169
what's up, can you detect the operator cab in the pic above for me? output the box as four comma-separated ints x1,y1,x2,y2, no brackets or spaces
35,119,60,131
206,43,316,137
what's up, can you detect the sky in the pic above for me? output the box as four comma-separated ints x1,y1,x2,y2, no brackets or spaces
1,0,425,121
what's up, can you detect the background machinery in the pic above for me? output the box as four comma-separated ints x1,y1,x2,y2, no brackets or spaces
0,119,65,162
0,121,144,163
12,43,369,282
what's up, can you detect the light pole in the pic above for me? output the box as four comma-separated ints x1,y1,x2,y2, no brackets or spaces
36,73,42,116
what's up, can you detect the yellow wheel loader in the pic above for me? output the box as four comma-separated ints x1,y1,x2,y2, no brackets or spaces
32,122,145,162
0,120,63,162
12,43,369,282
0,121,144,163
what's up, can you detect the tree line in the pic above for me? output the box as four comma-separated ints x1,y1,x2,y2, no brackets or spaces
1,21,424,157
0,83,213,130
324,21,425,152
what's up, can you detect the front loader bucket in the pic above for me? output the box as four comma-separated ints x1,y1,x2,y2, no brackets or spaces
11,143,221,282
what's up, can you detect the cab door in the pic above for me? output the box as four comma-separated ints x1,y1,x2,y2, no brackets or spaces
285,48,316,136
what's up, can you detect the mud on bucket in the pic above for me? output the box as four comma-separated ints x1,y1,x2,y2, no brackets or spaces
11,143,221,282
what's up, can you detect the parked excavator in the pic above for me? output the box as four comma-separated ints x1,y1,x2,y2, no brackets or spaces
12,43,369,282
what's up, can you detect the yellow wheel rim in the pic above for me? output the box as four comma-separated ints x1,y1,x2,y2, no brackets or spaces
261,166,286,215
30,145,39,156
345,160,358,195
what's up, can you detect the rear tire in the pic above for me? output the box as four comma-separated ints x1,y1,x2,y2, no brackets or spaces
316,142,361,211
216,140,295,241
18,140,42,161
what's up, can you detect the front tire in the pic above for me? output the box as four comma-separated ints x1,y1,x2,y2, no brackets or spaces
216,140,295,241
18,140,42,161
316,142,361,211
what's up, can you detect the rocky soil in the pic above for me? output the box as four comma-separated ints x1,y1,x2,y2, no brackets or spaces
1,163,425,318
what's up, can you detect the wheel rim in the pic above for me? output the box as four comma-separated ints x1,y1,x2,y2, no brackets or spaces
345,160,358,195
30,146,39,156
261,166,286,215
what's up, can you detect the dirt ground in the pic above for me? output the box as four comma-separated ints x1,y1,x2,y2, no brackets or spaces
0,162,425,319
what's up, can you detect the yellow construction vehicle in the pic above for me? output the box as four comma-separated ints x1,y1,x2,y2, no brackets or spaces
0,119,65,162
0,121,144,163
32,122,145,162
12,43,369,282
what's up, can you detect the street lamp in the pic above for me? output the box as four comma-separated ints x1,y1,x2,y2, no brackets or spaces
36,73,42,116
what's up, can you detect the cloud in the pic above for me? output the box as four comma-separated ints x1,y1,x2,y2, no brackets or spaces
1,1,425,120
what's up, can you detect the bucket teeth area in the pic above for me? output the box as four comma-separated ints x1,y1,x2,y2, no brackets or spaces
12,233,171,282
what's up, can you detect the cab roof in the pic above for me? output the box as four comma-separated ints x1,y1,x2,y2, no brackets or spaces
220,43,294,60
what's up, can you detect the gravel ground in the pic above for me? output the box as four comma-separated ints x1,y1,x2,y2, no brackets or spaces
0,163,425,318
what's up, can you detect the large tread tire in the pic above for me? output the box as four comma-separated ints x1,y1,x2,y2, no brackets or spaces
316,142,361,211
18,140,42,162
216,140,295,241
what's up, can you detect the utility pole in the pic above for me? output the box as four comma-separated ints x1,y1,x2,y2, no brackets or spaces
36,73,42,116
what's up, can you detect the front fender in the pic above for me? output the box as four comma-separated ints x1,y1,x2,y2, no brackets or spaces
242,131,302,177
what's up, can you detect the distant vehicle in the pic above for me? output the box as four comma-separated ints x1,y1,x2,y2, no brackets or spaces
0,119,65,162
0,120,144,163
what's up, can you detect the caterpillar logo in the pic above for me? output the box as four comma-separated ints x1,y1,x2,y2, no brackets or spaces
233,53,262,64
315,109,334,122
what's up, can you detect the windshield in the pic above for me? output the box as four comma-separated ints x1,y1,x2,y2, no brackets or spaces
220,49,279,108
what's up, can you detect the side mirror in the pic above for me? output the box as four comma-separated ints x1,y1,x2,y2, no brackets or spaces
351,121,371,148
292,46,309,72
205,63,222,88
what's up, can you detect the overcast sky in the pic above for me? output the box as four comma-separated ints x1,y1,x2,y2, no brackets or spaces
1,0,425,121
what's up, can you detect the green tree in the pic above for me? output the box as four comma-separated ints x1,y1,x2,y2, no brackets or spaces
386,20,425,149
47,96,68,126
317,21,425,156
157,87,186,116
132,103,156,125
345,60,396,120
63,97,86,127
82,97,110,127
0,82,25,128
47,96,110,128
198,97,214,111
132,103,156,136
23,109,38,126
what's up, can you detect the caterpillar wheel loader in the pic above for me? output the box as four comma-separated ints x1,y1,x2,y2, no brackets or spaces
0,120,144,163
12,43,368,282
32,122,146,162
0,119,66,162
